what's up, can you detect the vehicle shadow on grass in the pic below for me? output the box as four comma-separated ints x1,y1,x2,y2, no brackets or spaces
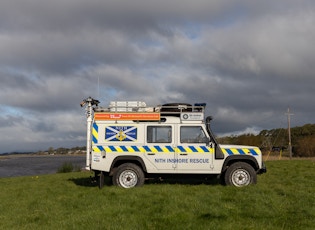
68,177,98,187
69,176,111,187
69,175,222,188
145,175,222,186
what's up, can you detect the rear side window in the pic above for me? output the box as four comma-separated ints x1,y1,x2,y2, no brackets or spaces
147,126,172,143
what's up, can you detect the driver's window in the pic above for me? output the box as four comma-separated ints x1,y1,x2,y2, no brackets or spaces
180,126,207,143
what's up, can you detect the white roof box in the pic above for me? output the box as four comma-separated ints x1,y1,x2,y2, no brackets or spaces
109,101,146,112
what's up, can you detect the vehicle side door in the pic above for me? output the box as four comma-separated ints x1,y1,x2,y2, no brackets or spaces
144,125,176,171
176,125,214,172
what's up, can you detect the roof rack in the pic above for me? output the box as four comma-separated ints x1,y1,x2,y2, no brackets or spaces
156,103,206,121
93,101,206,121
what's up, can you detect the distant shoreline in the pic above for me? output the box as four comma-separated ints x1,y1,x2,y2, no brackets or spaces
0,146,86,157
0,152,85,157
0,154,86,178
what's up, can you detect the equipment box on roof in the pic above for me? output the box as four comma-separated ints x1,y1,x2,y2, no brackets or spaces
109,101,146,112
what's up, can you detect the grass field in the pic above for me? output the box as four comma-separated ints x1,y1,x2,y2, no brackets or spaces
1,160,314,230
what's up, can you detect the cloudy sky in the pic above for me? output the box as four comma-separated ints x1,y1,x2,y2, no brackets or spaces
1,0,314,153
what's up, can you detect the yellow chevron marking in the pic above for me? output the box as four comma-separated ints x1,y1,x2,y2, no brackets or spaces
93,147,101,152
139,147,145,153
184,147,193,153
254,148,261,154
150,147,159,153
104,147,112,152
161,147,171,152
115,147,124,152
221,148,228,154
195,147,205,153
230,148,239,154
241,148,250,154
126,146,136,153
92,129,98,138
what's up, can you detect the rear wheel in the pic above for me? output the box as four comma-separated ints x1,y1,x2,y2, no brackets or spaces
112,163,145,188
224,162,256,187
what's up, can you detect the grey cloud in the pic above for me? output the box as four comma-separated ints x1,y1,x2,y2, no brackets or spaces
201,11,315,80
0,114,25,128
1,0,313,32
32,121,55,133
0,74,93,112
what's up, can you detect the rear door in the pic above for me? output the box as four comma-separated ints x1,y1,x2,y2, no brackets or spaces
144,125,176,171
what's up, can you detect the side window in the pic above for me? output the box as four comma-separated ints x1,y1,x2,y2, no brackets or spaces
147,126,172,143
180,126,207,143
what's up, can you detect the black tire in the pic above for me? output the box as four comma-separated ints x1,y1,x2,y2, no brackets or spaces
224,162,257,187
112,163,145,188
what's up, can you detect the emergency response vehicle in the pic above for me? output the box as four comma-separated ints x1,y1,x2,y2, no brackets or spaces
80,97,266,188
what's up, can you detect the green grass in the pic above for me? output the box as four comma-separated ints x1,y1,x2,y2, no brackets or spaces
1,160,315,230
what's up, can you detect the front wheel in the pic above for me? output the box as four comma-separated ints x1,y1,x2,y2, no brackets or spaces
224,162,257,187
112,163,145,188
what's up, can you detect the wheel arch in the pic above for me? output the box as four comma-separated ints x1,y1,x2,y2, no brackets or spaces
109,156,147,176
222,155,259,173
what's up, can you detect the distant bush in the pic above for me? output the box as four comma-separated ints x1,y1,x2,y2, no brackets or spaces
57,162,81,173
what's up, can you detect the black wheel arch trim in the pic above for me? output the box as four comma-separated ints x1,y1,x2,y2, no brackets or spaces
222,155,259,173
110,156,147,173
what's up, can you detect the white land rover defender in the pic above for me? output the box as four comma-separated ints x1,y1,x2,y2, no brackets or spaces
80,97,266,188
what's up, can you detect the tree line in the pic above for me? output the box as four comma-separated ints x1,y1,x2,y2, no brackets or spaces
217,123,315,157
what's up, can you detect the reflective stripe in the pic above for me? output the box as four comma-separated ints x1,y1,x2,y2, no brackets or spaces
92,145,260,155
223,149,234,155
92,123,98,144
222,148,260,155
93,145,104,152
249,148,259,155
